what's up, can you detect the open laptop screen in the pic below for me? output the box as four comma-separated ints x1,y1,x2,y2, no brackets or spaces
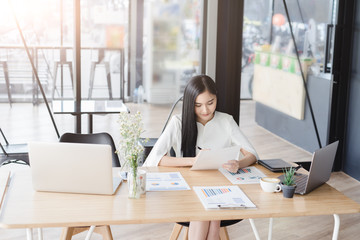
29,142,121,195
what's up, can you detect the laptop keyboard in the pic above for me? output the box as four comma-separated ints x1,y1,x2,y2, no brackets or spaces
294,173,308,194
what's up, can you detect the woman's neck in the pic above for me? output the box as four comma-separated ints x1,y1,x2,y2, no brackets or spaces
197,112,215,126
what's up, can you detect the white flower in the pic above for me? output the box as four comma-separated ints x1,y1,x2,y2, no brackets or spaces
117,111,145,170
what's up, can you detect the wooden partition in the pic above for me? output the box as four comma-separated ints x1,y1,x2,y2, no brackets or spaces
253,64,306,120
252,52,312,120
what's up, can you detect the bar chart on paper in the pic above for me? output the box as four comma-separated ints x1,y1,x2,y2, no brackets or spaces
201,187,233,198
219,166,266,184
193,186,256,209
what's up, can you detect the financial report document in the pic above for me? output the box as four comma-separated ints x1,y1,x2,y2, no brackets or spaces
146,172,190,191
190,145,240,170
219,166,266,184
193,186,256,209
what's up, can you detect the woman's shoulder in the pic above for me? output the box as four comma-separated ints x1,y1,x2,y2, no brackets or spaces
215,111,234,121
168,114,182,128
213,112,237,128
172,114,182,122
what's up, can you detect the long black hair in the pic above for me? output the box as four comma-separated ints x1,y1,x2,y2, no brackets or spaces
181,75,217,157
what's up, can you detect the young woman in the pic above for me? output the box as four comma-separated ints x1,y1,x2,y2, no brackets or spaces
143,74,258,239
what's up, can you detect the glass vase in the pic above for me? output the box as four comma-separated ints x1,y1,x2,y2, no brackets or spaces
127,167,141,199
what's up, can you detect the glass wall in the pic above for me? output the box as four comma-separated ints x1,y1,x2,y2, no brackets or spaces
241,0,338,153
143,0,201,104
0,0,202,137
0,0,201,104
240,0,335,100
0,0,62,103
241,0,272,99
79,0,128,100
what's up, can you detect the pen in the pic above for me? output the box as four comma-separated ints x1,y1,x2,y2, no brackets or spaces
217,204,247,209
197,146,202,150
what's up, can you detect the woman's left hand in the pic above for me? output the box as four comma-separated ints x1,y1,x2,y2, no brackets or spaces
222,160,239,173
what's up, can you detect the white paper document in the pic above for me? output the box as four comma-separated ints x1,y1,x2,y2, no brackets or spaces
219,166,266,184
193,186,256,209
146,172,190,191
190,145,240,170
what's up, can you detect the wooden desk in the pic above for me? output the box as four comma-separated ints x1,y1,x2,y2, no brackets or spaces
0,166,359,238
52,100,129,133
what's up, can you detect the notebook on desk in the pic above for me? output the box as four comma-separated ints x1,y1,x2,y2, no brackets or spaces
278,141,339,195
258,158,295,172
28,142,122,195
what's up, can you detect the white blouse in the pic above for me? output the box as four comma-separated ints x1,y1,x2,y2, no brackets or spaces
143,111,259,167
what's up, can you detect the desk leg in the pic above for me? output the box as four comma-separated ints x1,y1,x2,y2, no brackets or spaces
249,219,261,240
37,228,43,240
332,214,340,240
84,225,96,240
26,228,33,240
267,218,273,240
88,114,93,134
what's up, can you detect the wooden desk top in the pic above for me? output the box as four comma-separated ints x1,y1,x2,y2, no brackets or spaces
0,165,359,229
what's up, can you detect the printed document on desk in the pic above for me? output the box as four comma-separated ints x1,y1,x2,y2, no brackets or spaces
193,186,256,209
191,145,240,170
146,172,190,191
219,166,266,184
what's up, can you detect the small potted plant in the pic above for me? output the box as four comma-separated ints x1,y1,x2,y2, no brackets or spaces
281,167,297,198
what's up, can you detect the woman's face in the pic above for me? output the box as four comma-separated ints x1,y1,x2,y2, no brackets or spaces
194,90,217,125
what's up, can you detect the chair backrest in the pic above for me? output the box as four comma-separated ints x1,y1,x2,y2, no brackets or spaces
0,143,8,156
140,96,183,161
0,128,8,155
0,128,28,164
0,128,9,146
59,132,120,167
161,96,183,133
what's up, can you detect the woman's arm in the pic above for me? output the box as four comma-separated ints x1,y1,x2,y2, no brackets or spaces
222,148,257,173
143,116,181,167
159,154,196,167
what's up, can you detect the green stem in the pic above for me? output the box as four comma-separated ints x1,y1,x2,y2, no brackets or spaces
132,167,137,198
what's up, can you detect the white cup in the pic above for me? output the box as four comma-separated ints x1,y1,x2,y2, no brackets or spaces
138,169,147,195
260,177,281,193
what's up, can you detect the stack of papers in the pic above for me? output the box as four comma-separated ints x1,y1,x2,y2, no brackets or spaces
146,172,190,191
193,185,256,209
219,166,266,184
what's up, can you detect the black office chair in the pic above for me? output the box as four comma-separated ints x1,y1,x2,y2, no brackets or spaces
59,132,119,240
59,132,120,167
0,128,29,165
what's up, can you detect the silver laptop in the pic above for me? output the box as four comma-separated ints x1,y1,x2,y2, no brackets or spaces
28,142,122,195
280,141,339,195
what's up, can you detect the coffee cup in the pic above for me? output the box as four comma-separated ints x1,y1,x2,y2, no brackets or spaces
260,177,281,193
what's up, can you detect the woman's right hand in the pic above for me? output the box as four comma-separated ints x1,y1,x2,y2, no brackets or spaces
222,160,240,173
